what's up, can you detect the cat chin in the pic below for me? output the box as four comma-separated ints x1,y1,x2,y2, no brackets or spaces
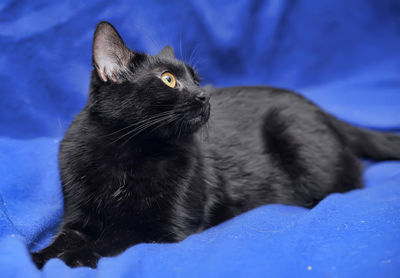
181,103,210,134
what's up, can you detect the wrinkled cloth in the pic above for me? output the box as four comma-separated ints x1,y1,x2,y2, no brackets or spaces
0,0,399,277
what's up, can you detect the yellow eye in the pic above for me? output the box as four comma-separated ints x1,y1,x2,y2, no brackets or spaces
161,72,176,88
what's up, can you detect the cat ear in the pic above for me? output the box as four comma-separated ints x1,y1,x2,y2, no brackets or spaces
92,21,133,82
158,45,175,59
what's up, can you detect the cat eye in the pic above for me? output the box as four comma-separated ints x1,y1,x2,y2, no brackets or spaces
160,72,176,88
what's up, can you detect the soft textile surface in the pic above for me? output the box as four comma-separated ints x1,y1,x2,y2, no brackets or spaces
1,0,400,277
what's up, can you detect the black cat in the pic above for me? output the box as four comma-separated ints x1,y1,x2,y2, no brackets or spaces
31,21,400,269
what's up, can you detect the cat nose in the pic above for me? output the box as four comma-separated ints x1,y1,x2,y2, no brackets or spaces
195,91,209,103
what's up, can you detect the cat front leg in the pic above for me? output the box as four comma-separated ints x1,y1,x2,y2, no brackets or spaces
55,245,101,268
30,227,89,269
56,230,142,268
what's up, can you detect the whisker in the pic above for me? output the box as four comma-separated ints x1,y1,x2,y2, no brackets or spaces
189,45,199,66
179,37,184,61
101,111,175,138
121,114,180,146
107,115,173,145
177,117,185,138
104,103,200,146
145,114,181,138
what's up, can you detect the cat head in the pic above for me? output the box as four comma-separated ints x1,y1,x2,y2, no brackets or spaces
89,21,210,140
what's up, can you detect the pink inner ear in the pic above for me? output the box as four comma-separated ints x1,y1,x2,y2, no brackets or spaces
93,26,132,83
94,34,116,82
95,63,108,82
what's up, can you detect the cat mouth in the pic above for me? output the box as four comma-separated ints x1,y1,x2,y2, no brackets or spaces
186,103,210,125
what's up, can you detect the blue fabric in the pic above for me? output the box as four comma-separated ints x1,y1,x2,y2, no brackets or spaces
0,0,399,277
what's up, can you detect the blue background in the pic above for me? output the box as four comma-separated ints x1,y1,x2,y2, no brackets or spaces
0,0,399,277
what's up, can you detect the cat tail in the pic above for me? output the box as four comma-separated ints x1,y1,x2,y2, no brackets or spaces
328,115,400,161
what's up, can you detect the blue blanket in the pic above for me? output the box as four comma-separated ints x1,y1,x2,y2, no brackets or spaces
1,0,399,277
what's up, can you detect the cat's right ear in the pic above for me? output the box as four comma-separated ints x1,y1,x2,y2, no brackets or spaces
92,21,133,82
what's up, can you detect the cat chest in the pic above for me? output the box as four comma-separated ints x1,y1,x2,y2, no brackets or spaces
91,186,174,231
90,171,176,217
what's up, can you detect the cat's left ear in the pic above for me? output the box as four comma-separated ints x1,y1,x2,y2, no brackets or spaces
92,21,133,82
158,45,175,59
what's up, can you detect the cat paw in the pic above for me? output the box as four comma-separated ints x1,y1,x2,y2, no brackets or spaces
30,252,46,269
57,248,101,268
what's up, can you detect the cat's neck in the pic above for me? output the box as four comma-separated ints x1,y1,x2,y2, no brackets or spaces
118,134,196,156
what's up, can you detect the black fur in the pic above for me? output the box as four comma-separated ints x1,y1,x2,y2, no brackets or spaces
31,22,400,269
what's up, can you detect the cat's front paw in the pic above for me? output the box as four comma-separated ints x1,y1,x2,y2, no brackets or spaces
31,252,46,269
57,248,101,268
